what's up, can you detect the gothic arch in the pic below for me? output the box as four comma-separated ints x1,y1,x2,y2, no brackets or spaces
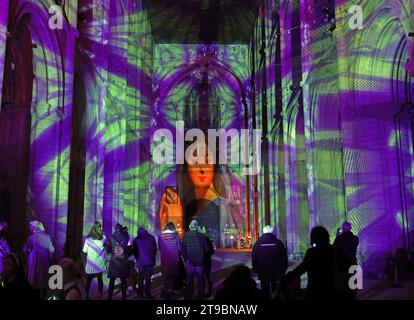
157,56,248,123
352,8,413,107
345,5,414,272
11,1,65,117
0,13,34,249
5,1,71,255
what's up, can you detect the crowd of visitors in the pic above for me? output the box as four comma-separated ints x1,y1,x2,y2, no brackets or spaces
0,217,365,301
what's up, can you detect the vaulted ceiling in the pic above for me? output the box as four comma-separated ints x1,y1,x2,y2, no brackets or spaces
143,0,260,44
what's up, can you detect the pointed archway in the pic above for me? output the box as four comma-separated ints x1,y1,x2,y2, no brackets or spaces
0,14,33,249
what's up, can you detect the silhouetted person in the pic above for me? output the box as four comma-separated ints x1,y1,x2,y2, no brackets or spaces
215,266,264,301
0,222,10,275
334,221,359,266
158,222,184,299
281,226,336,300
395,248,410,282
252,225,288,299
123,226,133,247
181,220,208,299
133,227,157,299
123,226,130,238
23,220,55,299
333,221,359,299
198,225,215,297
0,253,37,300
107,223,129,300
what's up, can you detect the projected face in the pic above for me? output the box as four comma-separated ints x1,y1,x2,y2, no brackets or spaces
188,162,214,188
187,144,215,188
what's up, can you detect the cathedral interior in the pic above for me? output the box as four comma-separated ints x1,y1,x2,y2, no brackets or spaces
0,0,413,280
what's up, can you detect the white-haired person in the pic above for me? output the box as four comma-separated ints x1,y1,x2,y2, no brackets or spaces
0,221,10,275
23,220,55,299
252,225,288,299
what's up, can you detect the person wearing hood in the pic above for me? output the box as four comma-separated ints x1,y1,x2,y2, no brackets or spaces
158,222,184,299
107,223,129,300
133,227,157,299
0,222,10,275
23,220,55,298
252,225,288,299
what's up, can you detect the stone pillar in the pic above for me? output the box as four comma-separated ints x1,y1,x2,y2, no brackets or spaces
0,0,9,104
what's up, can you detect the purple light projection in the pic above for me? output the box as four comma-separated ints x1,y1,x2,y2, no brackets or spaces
0,0,412,278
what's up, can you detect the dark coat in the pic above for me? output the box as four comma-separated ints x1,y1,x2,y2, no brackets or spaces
0,272,38,300
215,266,264,301
333,231,359,299
106,231,130,279
333,231,359,269
181,230,208,266
282,244,336,299
133,229,157,267
203,235,215,271
158,230,182,276
252,233,288,280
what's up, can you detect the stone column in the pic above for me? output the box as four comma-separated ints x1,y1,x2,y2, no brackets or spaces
0,0,9,105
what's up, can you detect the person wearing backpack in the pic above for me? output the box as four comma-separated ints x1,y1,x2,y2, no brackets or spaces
107,223,129,300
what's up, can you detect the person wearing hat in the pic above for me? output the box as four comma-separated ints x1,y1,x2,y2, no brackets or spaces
0,222,10,275
23,220,55,299
181,220,208,299
252,225,288,299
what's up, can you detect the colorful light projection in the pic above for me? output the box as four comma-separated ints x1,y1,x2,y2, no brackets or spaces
252,0,414,274
69,0,253,246
1,0,412,271
150,43,251,245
